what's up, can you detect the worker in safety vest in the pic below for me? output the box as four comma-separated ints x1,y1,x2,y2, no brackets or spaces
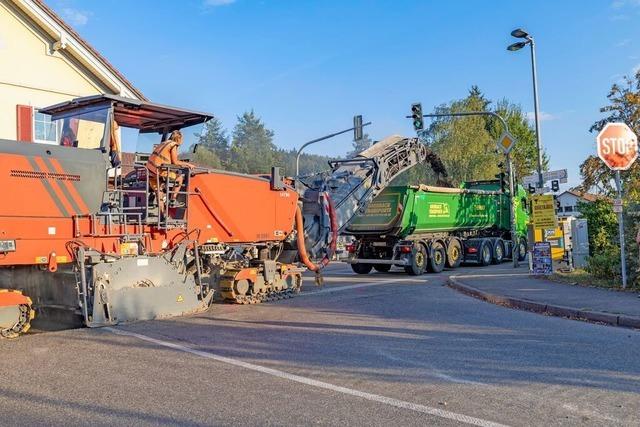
146,130,194,216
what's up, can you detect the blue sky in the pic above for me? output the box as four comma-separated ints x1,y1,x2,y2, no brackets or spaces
49,0,640,187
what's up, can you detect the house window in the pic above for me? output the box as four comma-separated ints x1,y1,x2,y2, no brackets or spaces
565,206,573,212
557,206,563,212
33,110,60,144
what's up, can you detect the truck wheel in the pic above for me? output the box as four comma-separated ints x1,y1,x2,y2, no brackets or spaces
429,241,446,273
479,240,493,266
404,244,427,275
351,263,373,274
517,237,528,262
492,240,505,264
373,264,392,273
446,239,462,269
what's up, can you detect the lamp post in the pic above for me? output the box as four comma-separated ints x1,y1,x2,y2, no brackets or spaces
508,28,544,191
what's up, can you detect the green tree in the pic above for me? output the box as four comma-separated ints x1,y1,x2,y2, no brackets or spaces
396,86,547,187
192,146,223,169
198,117,230,167
578,70,640,288
347,133,372,158
580,70,640,199
412,86,498,186
490,99,548,182
229,111,277,174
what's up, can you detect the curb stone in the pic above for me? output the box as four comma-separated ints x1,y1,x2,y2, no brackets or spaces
447,276,640,330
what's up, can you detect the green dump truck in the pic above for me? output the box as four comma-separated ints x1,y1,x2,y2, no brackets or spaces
343,180,529,275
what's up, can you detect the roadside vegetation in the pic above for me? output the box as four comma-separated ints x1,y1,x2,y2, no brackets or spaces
578,70,640,289
192,111,373,176
395,86,545,186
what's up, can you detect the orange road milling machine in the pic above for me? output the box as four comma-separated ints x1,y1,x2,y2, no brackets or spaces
0,95,427,337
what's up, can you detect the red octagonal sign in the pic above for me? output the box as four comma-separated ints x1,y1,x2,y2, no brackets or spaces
596,122,638,170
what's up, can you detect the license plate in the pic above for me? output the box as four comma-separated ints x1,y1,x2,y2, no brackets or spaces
372,242,387,247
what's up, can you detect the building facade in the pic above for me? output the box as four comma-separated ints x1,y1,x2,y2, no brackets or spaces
0,0,144,143
556,190,599,218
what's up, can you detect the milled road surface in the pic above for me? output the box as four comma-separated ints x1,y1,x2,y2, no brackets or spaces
1,262,639,426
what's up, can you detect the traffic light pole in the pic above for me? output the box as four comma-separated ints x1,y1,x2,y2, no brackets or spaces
409,111,520,268
295,121,372,176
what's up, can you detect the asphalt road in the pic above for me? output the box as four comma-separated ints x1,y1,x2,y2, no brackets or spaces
1,262,639,426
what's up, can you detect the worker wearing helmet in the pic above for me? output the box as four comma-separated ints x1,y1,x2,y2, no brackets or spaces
147,130,193,217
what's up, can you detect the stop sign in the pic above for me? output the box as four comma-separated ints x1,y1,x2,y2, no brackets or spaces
596,123,638,170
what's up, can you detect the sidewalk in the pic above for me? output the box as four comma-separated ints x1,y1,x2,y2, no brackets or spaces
448,268,640,329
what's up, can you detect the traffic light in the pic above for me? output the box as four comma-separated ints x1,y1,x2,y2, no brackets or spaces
411,103,424,131
554,195,560,210
353,115,363,141
528,184,536,194
551,179,559,192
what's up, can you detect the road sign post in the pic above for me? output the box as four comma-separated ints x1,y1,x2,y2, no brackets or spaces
596,122,638,289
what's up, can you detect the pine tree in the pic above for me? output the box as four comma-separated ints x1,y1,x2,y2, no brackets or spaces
198,117,230,166
229,111,277,174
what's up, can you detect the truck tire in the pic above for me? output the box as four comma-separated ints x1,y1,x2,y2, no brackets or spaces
517,237,528,262
428,241,446,273
404,244,427,275
373,264,392,273
446,238,462,269
492,239,505,264
351,263,373,274
479,240,493,266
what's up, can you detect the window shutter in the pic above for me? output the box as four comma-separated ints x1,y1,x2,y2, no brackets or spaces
16,105,33,142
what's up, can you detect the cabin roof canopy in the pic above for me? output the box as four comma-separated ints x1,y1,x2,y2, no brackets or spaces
39,94,213,133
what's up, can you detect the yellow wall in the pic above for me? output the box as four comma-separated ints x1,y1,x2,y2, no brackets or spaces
0,0,113,140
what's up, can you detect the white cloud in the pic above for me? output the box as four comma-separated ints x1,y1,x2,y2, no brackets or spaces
204,0,236,6
61,8,91,26
526,111,556,122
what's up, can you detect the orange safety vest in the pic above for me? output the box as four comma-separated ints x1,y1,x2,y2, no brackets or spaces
147,140,178,176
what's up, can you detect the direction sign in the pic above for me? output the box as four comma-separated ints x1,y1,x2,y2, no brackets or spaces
530,194,557,229
613,198,623,213
497,131,515,154
596,123,638,170
523,169,568,185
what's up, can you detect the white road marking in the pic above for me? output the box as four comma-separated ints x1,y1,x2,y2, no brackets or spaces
302,278,423,297
376,349,487,386
106,327,510,427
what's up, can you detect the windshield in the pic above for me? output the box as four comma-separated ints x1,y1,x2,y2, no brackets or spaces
121,122,206,157
49,107,109,149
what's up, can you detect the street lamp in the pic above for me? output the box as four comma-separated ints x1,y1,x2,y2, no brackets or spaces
508,27,544,191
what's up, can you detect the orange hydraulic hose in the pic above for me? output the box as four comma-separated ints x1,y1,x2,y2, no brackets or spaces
295,192,338,272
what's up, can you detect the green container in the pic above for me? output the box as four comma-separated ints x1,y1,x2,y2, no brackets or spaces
346,182,529,239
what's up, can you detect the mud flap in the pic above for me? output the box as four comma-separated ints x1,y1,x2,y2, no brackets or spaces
86,255,204,327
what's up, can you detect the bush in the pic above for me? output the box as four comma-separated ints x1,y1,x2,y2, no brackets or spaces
586,249,621,282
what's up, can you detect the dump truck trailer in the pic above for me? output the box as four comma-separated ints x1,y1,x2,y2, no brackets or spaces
343,180,529,275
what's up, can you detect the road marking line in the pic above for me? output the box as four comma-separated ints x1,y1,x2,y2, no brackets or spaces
302,278,422,297
106,327,510,427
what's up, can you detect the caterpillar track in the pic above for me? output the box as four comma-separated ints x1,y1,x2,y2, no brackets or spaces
0,290,35,339
218,265,303,304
